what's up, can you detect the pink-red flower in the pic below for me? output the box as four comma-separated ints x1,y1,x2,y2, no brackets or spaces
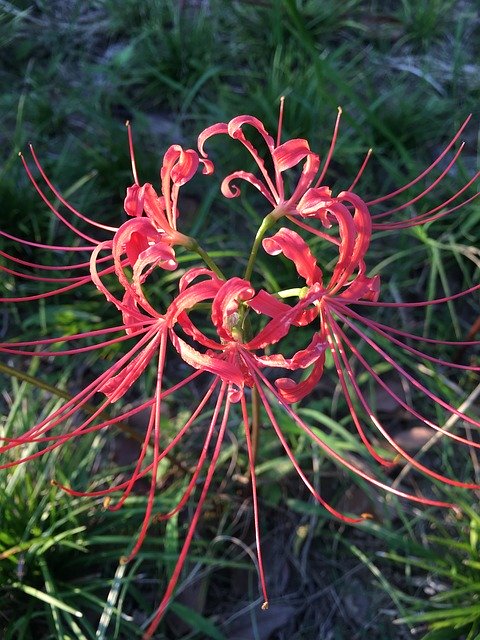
1,108,480,640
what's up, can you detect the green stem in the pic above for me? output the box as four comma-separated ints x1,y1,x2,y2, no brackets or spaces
0,361,71,401
188,239,225,279
244,208,284,282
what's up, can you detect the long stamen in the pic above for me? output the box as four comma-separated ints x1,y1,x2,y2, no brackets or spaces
0,259,119,303
240,392,269,608
276,96,285,148
324,319,397,467
0,327,159,456
346,148,373,191
0,327,149,358
126,120,140,185
154,378,224,522
330,301,480,371
331,300,480,346
366,114,472,206
334,308,480,432
0,228,96,252
0,248,111,272
19,153,101,245
314,107,342,187
248,357,455,509
119,333,168,561
349,282,480,308
326,308,480,488
0,263,86,283
251,369,368,522
28,145,118,233
372,142,467,220
142,383,231,640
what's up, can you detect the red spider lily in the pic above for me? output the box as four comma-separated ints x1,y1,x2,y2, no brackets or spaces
2,107,480,640
0,127,205,306
261,227,480,470
135,264,479,639
123,123,213,254
198,102,480,243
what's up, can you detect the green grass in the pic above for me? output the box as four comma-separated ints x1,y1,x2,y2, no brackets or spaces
1,1,479,638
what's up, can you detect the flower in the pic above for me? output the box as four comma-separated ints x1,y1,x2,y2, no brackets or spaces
197,102,479,251
1,107,480,640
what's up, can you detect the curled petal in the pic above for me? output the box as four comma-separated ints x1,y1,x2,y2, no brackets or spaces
249,289,292,318
337,273,381,302
124,183,148,217
200,158,214,175
220,171,275,205
272,138,312,171
160,145,199,230
120,291,150,334
211,277,255,341
124,230,150,268
176,312,221,350
133,243,177,288
170,331,245,396
255,333,327,370
197,122,229,157
275,354,326,403
111,218,164,316
263,227,322,286
98,331,164,402
167,276,222,327
227,115,275,151
179,267,221,292
247,285,322,351
296,186,334,216
142,184,172,234
287,153,321,207
333,191,373,291
162,145,199,186
318,202,356,291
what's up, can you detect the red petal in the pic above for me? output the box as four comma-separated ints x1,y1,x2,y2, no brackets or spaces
197,122,229,157
275,354,326,403
170,331,245,392
220,171,275,205
272,138,311,171
133,243,177,289
228,116,274,151
338,273,380,302
124,183,148,217
296,186,334,215
162,145,199,186
99,333,163,402
248,289,291,318
255,334,327,370
211,278,255,341
263,228,322,286
287,153,321,206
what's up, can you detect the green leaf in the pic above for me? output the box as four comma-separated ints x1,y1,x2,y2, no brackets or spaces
170,602,227,640
11,582,83,617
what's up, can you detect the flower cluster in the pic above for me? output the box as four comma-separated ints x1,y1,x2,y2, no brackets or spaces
1,103,479,639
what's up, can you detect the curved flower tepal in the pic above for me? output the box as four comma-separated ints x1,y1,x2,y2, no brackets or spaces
197,104,322,214
2,107,480,640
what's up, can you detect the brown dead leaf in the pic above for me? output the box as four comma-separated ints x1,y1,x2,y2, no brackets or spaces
392,426,433,453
